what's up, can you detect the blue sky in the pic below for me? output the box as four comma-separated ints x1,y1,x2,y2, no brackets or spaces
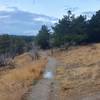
0,0,100,35
1,0,100,17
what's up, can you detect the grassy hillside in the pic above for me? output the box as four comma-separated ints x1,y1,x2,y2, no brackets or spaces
0,53,47,100
55,43,100,99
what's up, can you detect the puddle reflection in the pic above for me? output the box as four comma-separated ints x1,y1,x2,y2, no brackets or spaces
43,71,53,79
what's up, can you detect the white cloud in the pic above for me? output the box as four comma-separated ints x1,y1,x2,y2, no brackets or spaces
0,6,57,35
34,17,49,22
82,11,96,19
34,16,58,24
0,5,18,12
51,20,57,24
0,5,7,11
0,15,10,19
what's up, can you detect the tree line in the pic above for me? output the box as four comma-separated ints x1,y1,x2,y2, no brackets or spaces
0,34,34,54
0,9,100,66
0,34,34,66
36,10,100,49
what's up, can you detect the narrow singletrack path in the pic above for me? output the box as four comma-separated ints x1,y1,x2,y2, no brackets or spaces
26,57,59,100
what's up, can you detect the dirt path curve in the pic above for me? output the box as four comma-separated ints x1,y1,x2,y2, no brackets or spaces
26,57,60,100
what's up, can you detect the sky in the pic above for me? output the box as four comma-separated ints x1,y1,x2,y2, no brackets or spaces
0,0,100,35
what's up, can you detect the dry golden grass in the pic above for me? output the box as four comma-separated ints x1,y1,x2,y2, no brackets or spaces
55,43,100,99
55,44,100,65
0,53,47,100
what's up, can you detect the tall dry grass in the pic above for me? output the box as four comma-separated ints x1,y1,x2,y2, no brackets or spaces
0,53,47,100
55,43,100,99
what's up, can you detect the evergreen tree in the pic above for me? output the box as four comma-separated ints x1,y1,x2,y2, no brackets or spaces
88,10,100,42
36,25,50,49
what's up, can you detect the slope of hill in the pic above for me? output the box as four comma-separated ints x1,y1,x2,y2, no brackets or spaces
0,53,47,100
55,43,100,100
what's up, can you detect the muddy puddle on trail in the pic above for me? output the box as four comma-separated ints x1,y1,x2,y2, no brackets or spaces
43,71,54,79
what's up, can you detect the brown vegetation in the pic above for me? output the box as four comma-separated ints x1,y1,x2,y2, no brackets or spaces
55,43,100,99
0,53,47,100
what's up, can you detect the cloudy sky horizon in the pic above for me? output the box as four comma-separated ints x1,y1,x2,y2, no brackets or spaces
0,0,100,35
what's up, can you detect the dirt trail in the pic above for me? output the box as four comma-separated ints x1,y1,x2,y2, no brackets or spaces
26,57,59,100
